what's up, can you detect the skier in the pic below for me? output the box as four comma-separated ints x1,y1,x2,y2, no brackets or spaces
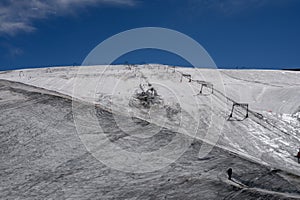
297,149,300,163
227,168,233,180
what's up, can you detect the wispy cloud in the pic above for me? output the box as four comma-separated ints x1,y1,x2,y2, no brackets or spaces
0,0,137,36
188,0,293,15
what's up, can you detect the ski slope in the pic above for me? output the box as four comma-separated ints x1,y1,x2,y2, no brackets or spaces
1,79,300,199
0,64,299,176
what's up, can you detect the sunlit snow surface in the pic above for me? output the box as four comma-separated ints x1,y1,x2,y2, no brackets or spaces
0,65,300,199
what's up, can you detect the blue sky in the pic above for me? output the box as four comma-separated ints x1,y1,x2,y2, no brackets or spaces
0,0,299,70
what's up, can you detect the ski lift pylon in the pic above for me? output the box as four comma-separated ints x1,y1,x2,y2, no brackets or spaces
228,102,249,119
180,73,192,82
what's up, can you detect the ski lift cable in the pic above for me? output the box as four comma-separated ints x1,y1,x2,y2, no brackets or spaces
173,67,293,137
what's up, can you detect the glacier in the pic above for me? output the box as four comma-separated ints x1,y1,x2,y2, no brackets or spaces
0,64,300,199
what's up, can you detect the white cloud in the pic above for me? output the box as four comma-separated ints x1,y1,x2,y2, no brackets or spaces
0,0,137,36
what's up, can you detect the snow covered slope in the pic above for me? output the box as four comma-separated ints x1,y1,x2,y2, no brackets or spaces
2,79,300,199
0,64,299,176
